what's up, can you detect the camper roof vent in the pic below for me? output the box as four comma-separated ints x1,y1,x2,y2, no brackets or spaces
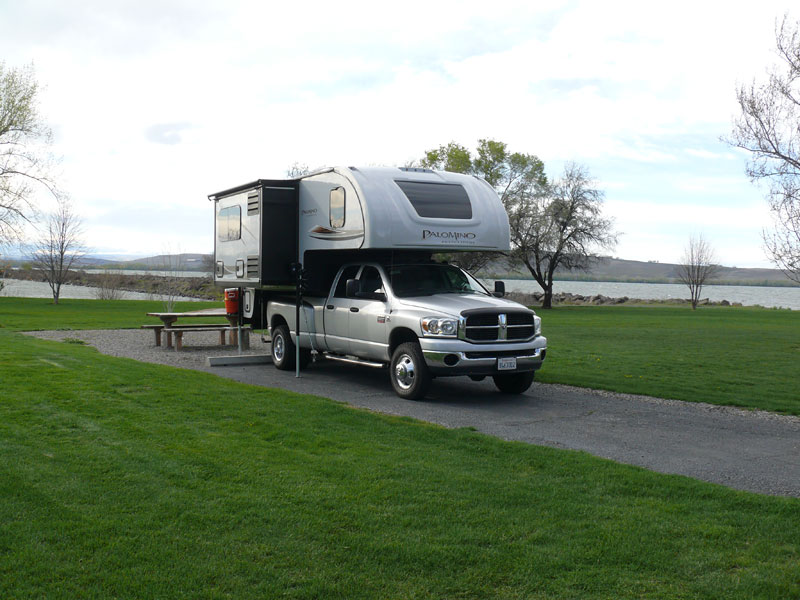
399,167,434,174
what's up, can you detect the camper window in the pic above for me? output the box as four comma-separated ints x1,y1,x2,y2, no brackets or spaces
330,187,346,228
218,206,241,242
395,181,472,219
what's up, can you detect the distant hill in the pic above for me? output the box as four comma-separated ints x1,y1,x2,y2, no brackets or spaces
493,257,799,287
123,254,211,270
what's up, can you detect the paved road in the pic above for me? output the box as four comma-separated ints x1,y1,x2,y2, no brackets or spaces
28,329,800,497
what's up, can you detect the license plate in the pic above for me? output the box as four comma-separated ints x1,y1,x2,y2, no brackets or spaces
498,357,517,371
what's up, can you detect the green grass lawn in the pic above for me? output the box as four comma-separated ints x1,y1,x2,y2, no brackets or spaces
2,297,798,414
536,306,800,415
1,328,798,598
0,297,222,330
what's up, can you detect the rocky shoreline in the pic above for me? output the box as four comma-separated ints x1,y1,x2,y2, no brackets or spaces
3,270,220,300
505,291,742,308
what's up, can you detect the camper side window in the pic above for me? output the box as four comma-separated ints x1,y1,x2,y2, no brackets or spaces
330,187,345,228
218,206,241,242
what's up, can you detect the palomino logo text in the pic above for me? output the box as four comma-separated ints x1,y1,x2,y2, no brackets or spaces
422,230,477,241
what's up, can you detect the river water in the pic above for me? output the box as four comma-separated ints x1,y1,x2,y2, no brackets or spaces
4,275,799,310
0,279,203,302
496,279,800,310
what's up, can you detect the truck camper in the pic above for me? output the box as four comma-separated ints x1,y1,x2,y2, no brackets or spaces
209,166,546,399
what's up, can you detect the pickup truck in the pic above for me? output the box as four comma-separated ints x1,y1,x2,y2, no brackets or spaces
267,261,547,399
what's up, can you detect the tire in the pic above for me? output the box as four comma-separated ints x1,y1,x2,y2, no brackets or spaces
492,371,535,394
271,324,311,371
390,342,432,400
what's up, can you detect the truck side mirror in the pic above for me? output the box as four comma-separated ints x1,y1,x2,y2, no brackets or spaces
493,281,506,298
345,278,360,298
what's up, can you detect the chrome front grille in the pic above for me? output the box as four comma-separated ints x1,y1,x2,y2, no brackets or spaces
461,310,535,343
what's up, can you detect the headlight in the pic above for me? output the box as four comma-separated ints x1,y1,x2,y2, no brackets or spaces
534,315,542,337
421,317,459,337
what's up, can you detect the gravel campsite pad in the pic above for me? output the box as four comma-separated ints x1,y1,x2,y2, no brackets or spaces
25,328,800,498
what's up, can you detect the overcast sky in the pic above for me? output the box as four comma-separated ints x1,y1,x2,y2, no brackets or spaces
1,0,796,267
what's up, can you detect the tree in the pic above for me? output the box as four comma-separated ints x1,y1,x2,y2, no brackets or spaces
676,234,719,310
511,163,616,308
420,140,617,308
31,196,84,304
420,139,549,275
286,162,311,178
0,62,57,245
727,16,800,283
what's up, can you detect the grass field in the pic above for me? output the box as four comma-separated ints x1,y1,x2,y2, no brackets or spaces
536,306,800,415
1,327,798,598
2,297,798,414
0,297,221,330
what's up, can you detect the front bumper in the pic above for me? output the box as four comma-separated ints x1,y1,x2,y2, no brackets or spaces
420,336,547,376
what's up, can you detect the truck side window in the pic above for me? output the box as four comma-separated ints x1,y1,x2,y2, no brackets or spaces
333,265,359,298
218,206,241,241
359,266,384,296
330,187,345,228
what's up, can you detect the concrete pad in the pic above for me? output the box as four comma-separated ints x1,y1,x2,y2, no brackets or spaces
206,354,272,367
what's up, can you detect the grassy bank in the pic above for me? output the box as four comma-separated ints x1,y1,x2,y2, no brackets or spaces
2,298,798,415
536,306,800,415
1,329,798,598
0,297,221,330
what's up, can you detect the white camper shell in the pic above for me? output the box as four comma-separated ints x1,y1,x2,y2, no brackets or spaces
209,166,510,290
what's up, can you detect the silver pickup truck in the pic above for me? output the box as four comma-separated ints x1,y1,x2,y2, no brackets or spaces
267,261,547,399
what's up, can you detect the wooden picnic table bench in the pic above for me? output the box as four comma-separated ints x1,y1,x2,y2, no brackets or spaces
168,325,251,351
145,309,249,350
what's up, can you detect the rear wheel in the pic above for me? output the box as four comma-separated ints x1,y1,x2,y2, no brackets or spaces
492,371,535,394
390,342,431,400
271,324,310,370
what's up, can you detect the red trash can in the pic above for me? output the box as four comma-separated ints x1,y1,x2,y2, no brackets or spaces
224,288,240,315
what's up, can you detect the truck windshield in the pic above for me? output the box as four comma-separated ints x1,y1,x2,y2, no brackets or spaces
387,264,489,298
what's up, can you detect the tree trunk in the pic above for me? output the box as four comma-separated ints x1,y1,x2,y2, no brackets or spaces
541,283,554,309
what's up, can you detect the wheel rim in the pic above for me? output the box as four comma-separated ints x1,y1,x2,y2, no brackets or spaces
394,353,416,390
273,333,285,362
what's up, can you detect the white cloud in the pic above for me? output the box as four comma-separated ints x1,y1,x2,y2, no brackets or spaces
1,0,796,267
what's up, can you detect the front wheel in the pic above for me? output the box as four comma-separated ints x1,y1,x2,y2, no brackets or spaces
492,371,535,394
390,342,431,400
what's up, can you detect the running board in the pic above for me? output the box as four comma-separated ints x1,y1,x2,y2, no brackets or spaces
323,354,386,369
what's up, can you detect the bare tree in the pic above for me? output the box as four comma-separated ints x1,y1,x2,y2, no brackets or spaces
0,254,8,295
286,162,311,178
1,62,58,245
31,196,85,304
510,163,617,308
158,246,185,312
726,16,800,283
93,270,125,300
676,234,719,310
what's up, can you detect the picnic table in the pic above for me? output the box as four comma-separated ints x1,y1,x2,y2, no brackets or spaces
143,308,250,350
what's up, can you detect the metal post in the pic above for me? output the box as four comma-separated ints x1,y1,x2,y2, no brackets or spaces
295,295,300,378
238,287,243,354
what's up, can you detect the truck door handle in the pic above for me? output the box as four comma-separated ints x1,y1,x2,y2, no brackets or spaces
326,305,334,310
350,307,359,313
